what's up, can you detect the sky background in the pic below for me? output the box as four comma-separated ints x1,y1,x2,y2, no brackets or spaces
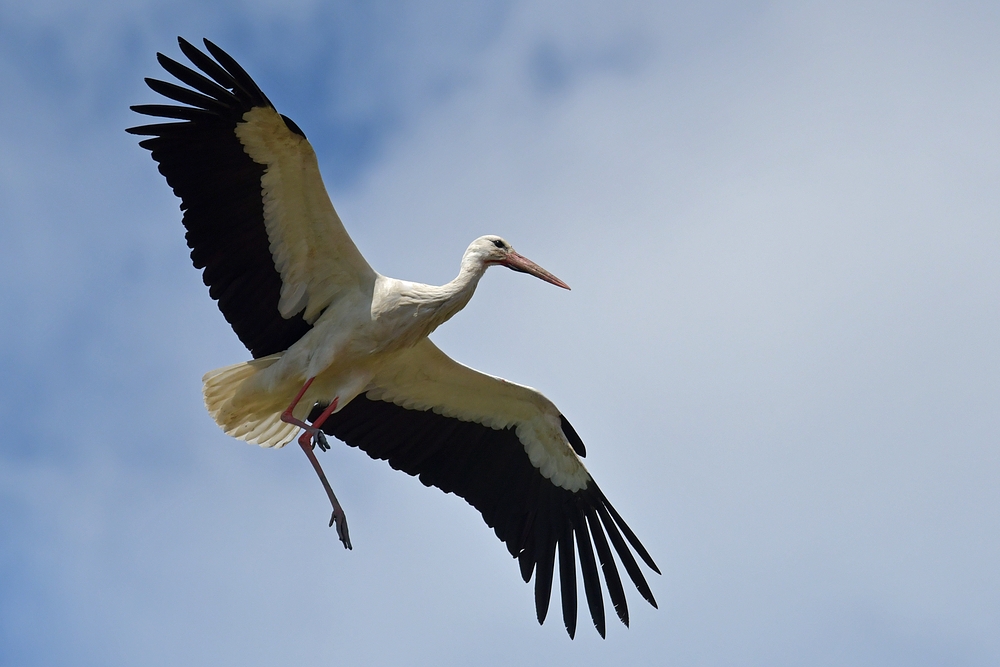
1,1,999,665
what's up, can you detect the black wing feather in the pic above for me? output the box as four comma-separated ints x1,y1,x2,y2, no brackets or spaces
129,37,311,358
203,38,274,108
597,504,658,608
606,501,661,574
177,37,251,96
560,415,586,457
130,104,215,122
143,78,230,113
573,507,606,637
586,505,629,626
155,53,242,105
533,511,557,625
558,526,578,639
313,396,659,637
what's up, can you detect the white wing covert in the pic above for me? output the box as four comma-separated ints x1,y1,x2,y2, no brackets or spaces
235,107,375,322
368,339,590,491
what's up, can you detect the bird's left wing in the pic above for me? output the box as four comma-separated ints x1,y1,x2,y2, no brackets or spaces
128,38,376,358
314,339,660,638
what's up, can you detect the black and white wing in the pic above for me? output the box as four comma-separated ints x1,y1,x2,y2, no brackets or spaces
128,37,375,358
316,339,660,638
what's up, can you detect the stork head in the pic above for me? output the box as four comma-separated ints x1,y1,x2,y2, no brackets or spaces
468,235,570,290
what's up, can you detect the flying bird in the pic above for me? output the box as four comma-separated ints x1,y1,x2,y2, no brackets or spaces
128,37,659,638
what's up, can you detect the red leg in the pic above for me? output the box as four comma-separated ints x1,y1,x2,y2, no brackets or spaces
282,383,351,548
298,434,352,550
280,377,316,431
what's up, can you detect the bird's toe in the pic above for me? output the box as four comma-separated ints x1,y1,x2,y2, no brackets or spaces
314,430,330,451
330,511,352,550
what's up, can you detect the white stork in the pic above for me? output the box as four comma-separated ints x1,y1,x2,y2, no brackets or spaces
128,37,658,638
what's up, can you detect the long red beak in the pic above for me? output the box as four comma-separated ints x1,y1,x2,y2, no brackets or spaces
502,251,571,290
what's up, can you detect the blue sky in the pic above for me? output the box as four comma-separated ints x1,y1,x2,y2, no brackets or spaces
2,1,999,665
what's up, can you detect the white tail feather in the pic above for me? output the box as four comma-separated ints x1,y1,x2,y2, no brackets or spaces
202,354,300,448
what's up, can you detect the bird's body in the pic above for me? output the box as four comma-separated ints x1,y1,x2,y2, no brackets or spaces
204,238,570,468
129,37,657,638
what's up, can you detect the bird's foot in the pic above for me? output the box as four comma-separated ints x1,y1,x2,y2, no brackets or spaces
296,427,330,451
330,507,352,550
313,430,330,451
296,427,328,451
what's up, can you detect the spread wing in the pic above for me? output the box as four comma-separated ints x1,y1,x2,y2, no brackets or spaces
315,339,660,638
128,37,376,358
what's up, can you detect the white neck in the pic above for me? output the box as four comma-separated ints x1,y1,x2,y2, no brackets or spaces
373,249,491,351
422,251,490,328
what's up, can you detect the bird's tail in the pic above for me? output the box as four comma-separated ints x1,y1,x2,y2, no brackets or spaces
202,354,300,448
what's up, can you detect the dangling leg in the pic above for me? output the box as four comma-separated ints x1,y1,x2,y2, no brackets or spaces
298,425,352,550
281,380,352,549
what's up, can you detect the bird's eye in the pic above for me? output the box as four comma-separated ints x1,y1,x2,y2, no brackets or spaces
492,239,505,249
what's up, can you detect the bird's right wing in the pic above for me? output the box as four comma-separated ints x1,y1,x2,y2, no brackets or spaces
316,339,660,638
128,38,376,358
